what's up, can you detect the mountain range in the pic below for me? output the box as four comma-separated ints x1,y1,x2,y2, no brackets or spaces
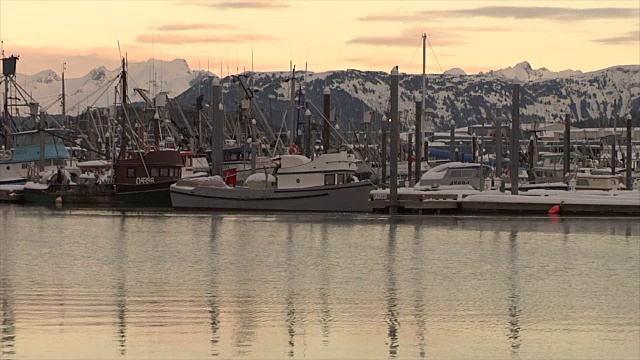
10,59,640,131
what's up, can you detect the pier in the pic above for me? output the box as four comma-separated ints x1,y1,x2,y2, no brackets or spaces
370,188,640,216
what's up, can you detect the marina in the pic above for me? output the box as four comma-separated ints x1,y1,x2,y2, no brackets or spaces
0,35,638,216
0,1,639,359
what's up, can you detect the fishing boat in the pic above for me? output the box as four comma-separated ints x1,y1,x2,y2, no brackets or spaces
23,149,186,206
170,152,375,212
0,129,72,185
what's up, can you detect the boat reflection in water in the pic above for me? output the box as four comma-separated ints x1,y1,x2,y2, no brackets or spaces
0,207,638,359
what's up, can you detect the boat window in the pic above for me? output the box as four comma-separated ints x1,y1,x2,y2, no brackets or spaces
337,174,345,184
151,168,160,177
450,169,462,178
177,169,181,177
22,163,28,169
127,168,136,178
577,179,589,186
462,169,475,178
160,168,169,177
324,174,336,185
169,168,175,177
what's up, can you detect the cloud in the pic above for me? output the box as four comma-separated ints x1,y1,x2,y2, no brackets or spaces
136,33,278,44
154,23,235,31
360,6,640,22
346,28,463,47
453,6,639,21
178,0,289,10
358,14,425,22
592,31,640,45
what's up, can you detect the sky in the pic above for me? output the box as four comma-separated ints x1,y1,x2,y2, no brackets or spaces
0,0,638,77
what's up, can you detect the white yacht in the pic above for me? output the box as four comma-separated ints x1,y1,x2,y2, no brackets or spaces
414,162,491,191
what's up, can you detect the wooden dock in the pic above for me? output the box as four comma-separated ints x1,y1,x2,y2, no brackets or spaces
370,189,640,216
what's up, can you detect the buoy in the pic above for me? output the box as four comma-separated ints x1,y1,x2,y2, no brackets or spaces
548,205,561,215
55,196,63,204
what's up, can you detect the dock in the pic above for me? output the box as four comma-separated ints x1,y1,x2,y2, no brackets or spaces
370,188,640,216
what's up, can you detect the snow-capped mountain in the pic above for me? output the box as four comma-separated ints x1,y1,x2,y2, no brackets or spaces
13,58,210,115
13,59,640,131
176,64,639,131
481,61,583,82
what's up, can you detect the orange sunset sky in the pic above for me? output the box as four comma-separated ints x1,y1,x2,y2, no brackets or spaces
0,0,638,77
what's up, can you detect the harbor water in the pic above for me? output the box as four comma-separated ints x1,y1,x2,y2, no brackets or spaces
0,205,638,359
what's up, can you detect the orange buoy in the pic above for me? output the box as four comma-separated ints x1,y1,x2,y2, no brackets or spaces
548,205,561,215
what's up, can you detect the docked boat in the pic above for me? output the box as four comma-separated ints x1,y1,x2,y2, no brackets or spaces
0,129,73,185
170,152,376,212
23,149,186,206
573,169,624,191
414,162,491,191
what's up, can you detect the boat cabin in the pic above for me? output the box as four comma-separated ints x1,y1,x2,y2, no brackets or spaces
274,153,359,189
414,162,491,190
114,150,184,186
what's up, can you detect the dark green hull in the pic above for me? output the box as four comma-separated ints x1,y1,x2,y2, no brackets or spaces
23,185,172,208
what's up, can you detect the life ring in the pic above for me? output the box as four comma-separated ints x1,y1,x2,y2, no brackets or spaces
1,150,12,161
288,144,301,155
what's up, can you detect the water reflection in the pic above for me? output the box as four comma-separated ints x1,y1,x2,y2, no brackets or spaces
412,224,426,359
285,223,296,358
115,217,128,356
318,223,332,346
208,217,222,357
231,220,257,357
0,243,16,359
385,221,399,359
0,207,16,359
507,229,521,357
0,207,637,359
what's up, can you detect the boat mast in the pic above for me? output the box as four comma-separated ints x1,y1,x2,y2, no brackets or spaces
119,57,127,158
61,62,66,128
421,33,427,125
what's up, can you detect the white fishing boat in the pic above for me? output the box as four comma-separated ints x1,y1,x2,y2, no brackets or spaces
170,152,375,212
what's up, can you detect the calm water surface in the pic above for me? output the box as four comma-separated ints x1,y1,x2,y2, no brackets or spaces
0,205,638,359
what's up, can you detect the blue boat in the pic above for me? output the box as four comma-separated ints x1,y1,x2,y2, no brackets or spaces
0,129,71,185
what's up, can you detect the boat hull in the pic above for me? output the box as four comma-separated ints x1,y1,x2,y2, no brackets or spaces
170,181,375,212
23,181,175,207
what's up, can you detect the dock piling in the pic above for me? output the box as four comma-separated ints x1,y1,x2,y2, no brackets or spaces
389,66,400,215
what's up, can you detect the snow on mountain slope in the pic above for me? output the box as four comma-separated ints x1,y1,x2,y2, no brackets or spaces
482,61,582,82
13,59,640,131
13,58,210,115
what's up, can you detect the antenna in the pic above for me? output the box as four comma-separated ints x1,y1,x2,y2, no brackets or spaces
235,41,238,75
117,40,122,59
152,33,155,96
